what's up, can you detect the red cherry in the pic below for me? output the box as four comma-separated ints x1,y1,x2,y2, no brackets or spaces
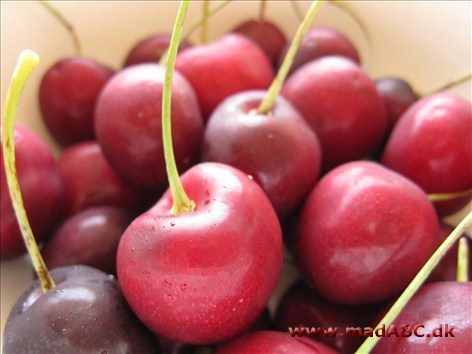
116,162,283,344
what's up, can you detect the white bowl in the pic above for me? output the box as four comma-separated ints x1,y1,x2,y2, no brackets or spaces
1,0,471,350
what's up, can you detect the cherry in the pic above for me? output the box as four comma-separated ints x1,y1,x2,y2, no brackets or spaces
213,330,338,354
381,92,472,216
57,140,151,216
281,55,388,171
278,26,361,76
94,63,204,192
372,281,472,353
41,207,135,275
374,76,419,131
174,33,275,120
232,20,287,66
123,33,193,67
201,90,321,221
1,125,63,260
39,57,114,147
116,162,283,344
3,265,159,353
274,279,383,354
295,161,438,304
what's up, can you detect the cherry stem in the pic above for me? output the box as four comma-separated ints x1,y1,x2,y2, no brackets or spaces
355,210,472,354
200,0,210,44
258,0,267,22
257,0,324,115
2,50,56,292
289,0,304,22
427,188,472,202
419,71,472,97
457,237,469,282
159,0,231,65
38,1,81,56
162,0,195,215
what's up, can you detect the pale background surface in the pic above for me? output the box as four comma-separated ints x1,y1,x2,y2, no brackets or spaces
1,1,471,350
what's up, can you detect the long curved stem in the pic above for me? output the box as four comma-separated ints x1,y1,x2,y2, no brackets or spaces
457,237,469,282
257,0,324,114
2,50,56,292
38,1,81,56
420,71,472,97
162,0,195,215
355,210,472,353
427,188,472,202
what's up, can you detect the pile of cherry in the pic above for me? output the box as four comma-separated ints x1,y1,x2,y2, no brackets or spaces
1,1,471,353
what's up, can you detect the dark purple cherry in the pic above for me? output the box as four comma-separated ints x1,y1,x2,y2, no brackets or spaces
41,207,135,274
295,161,438,304
123,33,193,67
1,125,63,259
2,265,159,353
94,63,204,192
201,90,322,221
232,20,287,66
39,57,114,146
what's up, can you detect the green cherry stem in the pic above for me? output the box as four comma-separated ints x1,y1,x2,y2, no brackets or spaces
200,0,210,44
2,50,56,292
38,0,81,56
427,188,472,202
420,71,472,97
355,210,472,354
257,0,324,114
162,0,195,215
258,0,267,22
457,237,469,282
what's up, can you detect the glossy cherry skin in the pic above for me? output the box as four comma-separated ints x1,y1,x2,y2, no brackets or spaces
41,207,135,275
175,33,274,120
214,330,338,354
1,125,63,259
374,77,418,131
94,63,204,192
381,93,472,216
278,26,360,76
2,265,158,353
372,281,472,353
282,56,388,171
39,57,114,146
123,33,193,67
57,141,150,216
232,20,287,66
295,161,438,304
274,279,383,354
201,90,322,221
116,162,283,344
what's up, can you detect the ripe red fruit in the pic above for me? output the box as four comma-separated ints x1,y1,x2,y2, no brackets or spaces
201,90,322,221
175,33,275,120
282,56,388,171
123,33,193,67
214,330,338,354
94,63,204,192
278,26,360,76
57,141,150,216
295,161,438,304
1,125,63,259
39,57,114,146
372,281,472,353
381,93,472,216
116,162,283,344
232,20,287,66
